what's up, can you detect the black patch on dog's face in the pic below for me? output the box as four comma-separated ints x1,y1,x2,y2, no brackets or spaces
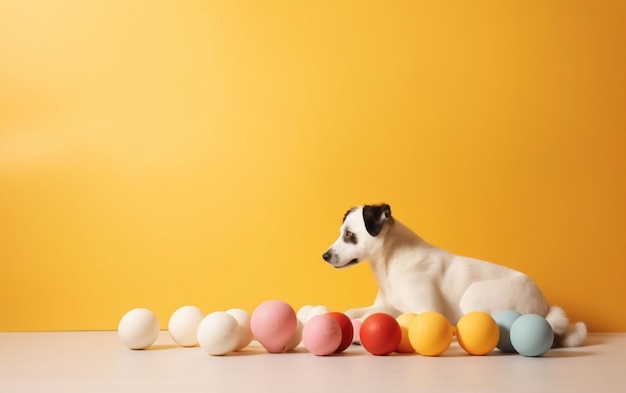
363,204,393,236
343,229,357,244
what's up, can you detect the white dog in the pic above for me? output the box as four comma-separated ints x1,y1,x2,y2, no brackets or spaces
322,204,587,347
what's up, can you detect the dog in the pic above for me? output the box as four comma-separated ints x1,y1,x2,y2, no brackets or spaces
322,203,587,347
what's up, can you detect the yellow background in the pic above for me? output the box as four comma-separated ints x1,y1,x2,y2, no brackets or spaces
1,0,624,332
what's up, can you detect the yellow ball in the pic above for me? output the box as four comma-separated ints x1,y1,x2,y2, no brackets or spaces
456,311,500,355
408,311,453,356
395,313,417,353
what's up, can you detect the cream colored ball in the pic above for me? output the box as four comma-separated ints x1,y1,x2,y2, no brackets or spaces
168,305,204,347
197,312,240,356
226,308,254,351
118,308,160,350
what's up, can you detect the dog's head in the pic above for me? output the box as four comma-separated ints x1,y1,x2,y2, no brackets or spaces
322,203,393,268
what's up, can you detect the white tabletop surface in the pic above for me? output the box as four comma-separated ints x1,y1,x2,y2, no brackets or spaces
0,331,624,392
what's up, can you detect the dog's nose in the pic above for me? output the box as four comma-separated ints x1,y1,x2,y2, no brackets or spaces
322,252,332,262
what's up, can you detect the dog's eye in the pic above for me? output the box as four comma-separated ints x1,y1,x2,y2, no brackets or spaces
343,230,357,244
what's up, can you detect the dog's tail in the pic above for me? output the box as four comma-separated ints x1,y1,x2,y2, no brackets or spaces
544,305,587,347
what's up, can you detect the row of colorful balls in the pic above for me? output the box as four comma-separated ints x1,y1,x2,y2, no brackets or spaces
118,299,554,357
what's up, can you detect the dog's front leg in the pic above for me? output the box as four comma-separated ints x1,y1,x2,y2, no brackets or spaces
345,305,401,320
345,291,401,320
344,291,401,345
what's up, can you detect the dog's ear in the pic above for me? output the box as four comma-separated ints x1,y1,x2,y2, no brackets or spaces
363,204,392,236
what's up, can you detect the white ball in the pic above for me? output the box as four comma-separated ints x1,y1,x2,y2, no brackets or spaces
168,305,204,347
306,305,330,322
226,308,254,351
297,305,315,322
197,312,240,355
118,308,160,350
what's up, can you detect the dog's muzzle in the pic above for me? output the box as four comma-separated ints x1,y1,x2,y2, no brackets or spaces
322,250,358,268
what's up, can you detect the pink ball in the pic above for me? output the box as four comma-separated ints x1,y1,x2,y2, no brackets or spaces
250,300,297,353
302,315,342,356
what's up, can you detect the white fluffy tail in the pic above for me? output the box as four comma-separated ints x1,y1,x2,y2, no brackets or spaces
545,306,587,347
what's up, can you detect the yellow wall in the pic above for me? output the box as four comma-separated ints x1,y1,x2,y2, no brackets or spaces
1,0,624,332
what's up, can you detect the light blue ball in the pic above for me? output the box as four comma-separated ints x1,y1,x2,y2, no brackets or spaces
510,314,554,357
493,310,522,353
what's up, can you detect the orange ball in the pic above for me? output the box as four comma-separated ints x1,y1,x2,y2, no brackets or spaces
408,311,453,356
326,312,354,353
360,313,402,356
395,313,417,353
456,311,500,355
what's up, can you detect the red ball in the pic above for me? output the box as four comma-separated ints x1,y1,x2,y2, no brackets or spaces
360,313,402,356
326,312,354,353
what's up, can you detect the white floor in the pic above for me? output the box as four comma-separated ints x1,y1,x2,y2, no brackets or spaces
0,331,624,392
